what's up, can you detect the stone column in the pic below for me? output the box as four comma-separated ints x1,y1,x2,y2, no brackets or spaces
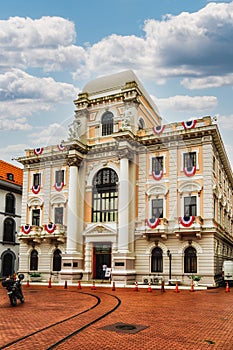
66,163,79,252
112,146,136,284
118,155,130,252
61,156,83,281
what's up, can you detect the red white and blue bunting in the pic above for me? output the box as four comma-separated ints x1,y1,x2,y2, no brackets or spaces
152,125,165,135
179,216,195,227
146,218,161,229
182,120,197,130
57,144,66,151
183,166,196,177
32,185,41,194
34,147,44,155
21,225,31,234
54,182,64,191
44,223,56,234
152,169,163,181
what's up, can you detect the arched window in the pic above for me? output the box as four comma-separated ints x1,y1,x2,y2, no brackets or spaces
3,218,15,243
92,168,118,223
184,246,197,273
30,249,38,271
53,249,62,271
1,251,15,277
5,193,15,214
151,247,163,272
102,111,113,136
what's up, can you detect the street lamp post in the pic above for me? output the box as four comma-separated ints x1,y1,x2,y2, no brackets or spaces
167,250,172,281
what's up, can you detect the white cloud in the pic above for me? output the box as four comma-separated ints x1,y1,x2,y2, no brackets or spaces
70,1,233,82
0,69,78,122
0,16,86,71
219,114,233,129
153,95,218,113
1,3,233,84
0,117,31,130
182,73,233,89
28,123,68,147
0,143,29,165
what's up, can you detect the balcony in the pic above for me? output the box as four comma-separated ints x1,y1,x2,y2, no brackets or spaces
18,225,67,244
143,218,169,240
174,216,203,239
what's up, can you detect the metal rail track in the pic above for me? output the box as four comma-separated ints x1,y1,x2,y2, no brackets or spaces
1,291,121,350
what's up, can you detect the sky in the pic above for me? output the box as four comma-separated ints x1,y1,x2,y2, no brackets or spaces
1,0,233,167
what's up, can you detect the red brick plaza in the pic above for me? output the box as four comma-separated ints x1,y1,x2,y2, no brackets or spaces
0,283,233,349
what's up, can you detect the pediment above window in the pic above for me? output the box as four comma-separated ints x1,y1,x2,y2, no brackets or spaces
51,194,67,206
84,223,117,236
178,181,202,194
146,184,168,197
27,197,43,208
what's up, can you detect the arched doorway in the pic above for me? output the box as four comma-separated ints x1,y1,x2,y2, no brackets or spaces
2,250,15,277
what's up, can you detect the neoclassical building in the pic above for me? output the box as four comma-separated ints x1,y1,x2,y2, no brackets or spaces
17,70,233,286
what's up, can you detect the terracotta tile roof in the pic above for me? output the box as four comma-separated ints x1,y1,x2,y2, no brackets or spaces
0,160,23,186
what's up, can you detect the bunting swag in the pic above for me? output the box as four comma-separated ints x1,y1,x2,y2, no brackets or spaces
22,225,31,234
57,144,66,151
152,125,165,135
34,147,44,155
146,218,160,229
183,166,196,177
152,169,163,181
182,120,197,130
45,223,56,234
32,185,40,194
179,216,195,227
54,182,64,191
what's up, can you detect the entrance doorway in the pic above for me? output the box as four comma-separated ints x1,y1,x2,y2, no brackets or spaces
93,243,111,279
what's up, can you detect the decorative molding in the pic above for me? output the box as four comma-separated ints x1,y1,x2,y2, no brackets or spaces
117,148,134,161
67,157,80,167
27,197,43,208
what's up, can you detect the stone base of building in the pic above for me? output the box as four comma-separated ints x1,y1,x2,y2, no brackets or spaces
60,252,83,281
111,272,136,285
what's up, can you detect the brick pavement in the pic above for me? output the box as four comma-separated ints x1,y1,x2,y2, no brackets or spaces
0,283,233,350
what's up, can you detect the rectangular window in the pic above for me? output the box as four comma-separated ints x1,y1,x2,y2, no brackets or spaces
92,191,118,223
152,156,163,173
184,196,196,216
33,173,41,187
213,156,216,173
219,169,222,185
32,209,40,226
183,152,196,168
55,170,64,184
151,199,163,218
55,207,63,225
220,204,223,226
214,197,217,220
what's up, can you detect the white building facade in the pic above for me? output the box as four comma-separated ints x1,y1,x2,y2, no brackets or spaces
17,71,233,286
0,161,22,277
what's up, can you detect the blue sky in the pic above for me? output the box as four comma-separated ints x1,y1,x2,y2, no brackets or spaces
1,0,233,166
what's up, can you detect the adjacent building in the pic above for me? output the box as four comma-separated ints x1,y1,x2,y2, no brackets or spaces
16,70,233,286
0,160,23,277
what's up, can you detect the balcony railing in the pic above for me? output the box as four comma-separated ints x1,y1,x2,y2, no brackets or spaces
143,218,169,240
18,225,67,244
174,216,203,239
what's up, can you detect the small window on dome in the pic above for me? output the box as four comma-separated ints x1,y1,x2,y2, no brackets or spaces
7,173,14,181
138,117,145,130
